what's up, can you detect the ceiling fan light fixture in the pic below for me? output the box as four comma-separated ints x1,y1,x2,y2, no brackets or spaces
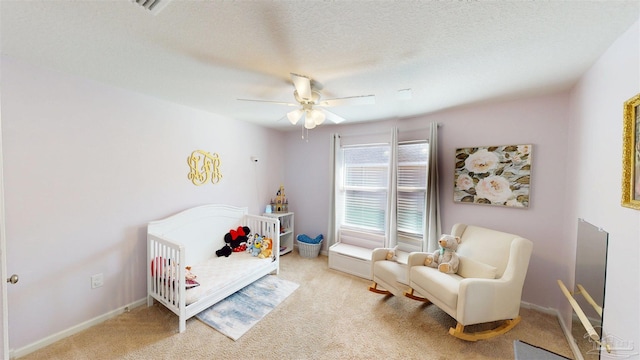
287,109,303,125
238,72,375,129
311,109,326,125
304,116,316,129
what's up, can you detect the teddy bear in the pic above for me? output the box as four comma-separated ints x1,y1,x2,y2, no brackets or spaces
424,234,461,274
386,245,399,261
258,237,273,259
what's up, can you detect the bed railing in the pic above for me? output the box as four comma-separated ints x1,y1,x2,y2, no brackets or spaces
147,234,185,316
244,214,281,271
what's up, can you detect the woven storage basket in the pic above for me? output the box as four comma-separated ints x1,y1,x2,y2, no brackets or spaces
296,239,323,258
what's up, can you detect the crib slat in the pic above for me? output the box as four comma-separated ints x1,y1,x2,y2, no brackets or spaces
148,234,183,315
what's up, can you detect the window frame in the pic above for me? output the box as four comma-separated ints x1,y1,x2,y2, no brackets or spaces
335,139,429,252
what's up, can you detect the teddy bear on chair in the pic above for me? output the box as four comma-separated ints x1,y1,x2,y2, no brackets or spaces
386,245,399,261
425,234,461,274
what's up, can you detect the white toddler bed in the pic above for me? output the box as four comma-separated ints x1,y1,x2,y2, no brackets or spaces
147,204,280,333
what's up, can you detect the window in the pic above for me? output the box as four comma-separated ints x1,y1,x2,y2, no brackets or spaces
338,141,429,250
397,142,429,251
342,145,389,233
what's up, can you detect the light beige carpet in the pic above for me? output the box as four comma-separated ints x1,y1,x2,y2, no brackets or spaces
18,251,574,359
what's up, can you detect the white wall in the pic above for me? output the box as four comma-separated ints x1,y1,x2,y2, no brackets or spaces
1,57,285,351
566,19,639,359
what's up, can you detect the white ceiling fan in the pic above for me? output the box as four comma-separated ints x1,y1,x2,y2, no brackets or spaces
238,73,375,129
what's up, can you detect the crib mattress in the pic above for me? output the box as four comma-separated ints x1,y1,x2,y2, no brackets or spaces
185,251,273,305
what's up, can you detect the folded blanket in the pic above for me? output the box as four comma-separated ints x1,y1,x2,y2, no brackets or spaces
297,234,323,244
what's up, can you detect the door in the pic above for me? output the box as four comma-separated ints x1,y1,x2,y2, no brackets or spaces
0,226,7,360
0,94,9,360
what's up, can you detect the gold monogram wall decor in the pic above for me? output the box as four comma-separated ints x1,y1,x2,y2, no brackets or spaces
187,150,222,186
622,93,640,209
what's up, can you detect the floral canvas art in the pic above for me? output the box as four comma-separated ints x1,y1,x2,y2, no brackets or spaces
454,144,532,208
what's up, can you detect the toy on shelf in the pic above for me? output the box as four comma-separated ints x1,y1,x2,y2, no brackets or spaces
270,185,289,213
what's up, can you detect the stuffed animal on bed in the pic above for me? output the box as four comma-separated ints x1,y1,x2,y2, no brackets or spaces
215,244,232,257
225,226,251,250
245,235,254,253
251,234,263,257
185,266,197,280
216,226,252,257
424,234,461,274
258,237,273,259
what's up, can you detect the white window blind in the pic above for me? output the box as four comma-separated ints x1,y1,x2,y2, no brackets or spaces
397,142,429,241
337,140,428,251
342,145,389,233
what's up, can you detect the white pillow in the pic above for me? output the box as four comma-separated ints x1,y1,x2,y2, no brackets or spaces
457,255,497,279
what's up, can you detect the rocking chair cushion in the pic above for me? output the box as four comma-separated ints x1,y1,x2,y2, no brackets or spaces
374,260,409,285
410,266,461,307
457,255,497,279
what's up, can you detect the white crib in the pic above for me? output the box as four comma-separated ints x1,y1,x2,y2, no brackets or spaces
147,204,280,333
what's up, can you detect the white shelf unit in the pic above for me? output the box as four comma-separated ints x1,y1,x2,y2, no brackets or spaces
263,212,294,255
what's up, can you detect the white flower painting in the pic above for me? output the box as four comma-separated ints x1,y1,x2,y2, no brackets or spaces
454,144,532,208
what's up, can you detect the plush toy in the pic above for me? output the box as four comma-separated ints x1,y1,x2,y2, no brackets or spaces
184,266,200,288
245,235,254,253
386,245,399,261
425,234,461,274
233,243,247,252
224,226,251,250
258,237,273,259
216,245,232,257
251,234,263,257
185,266,197,280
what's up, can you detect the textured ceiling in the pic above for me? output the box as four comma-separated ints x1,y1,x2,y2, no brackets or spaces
1,1,639,130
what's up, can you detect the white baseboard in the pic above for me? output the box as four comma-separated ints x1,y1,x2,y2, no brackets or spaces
520,301,583,360
10,298,147,359
520,300,557,315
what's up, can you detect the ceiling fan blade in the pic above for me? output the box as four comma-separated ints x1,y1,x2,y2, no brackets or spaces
319,95,376,107
237,98,298,107
290,73,312,101
320,108,346,124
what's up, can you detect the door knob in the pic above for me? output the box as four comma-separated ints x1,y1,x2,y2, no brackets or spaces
6,274,18,284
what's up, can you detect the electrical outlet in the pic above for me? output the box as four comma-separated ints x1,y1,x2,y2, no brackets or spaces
91,273,104,289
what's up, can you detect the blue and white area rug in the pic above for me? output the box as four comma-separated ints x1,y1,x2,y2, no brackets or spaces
196,275,299,341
